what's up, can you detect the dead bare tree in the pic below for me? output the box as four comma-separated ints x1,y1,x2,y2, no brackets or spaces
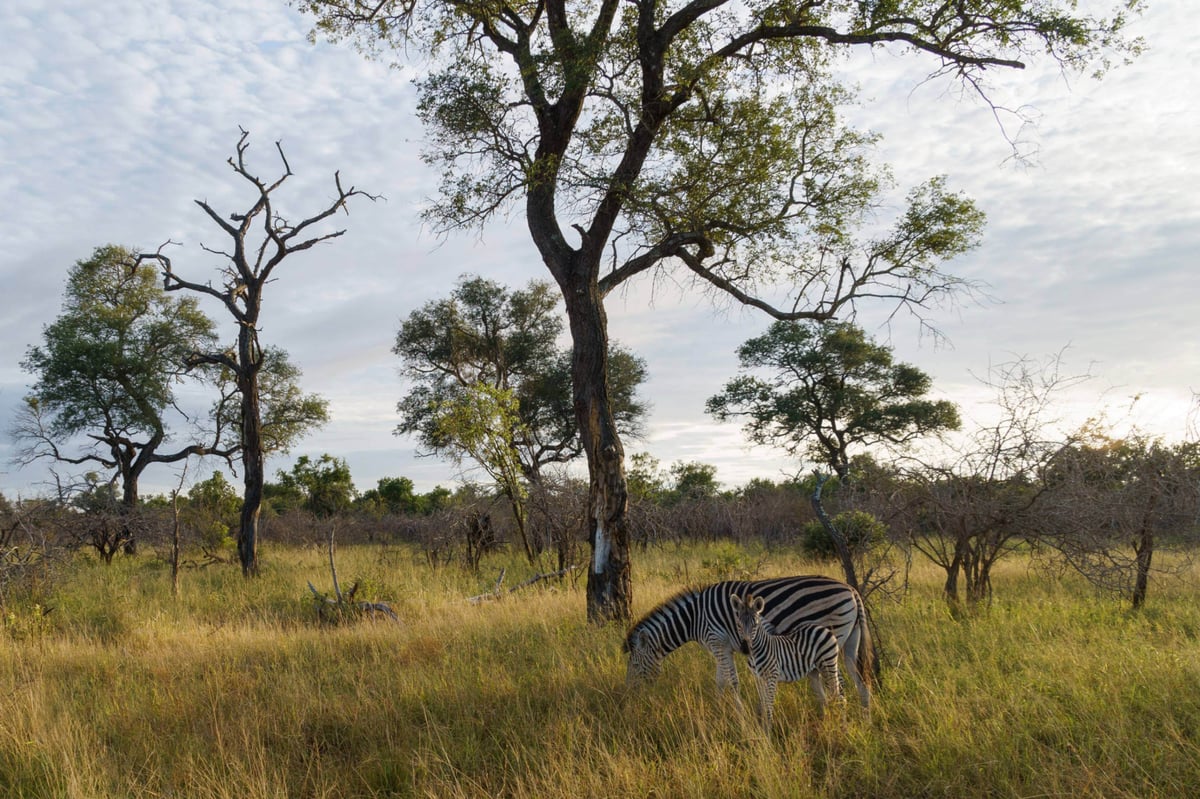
901,353,1089,612
136,129,377,576
1039,432,1200,609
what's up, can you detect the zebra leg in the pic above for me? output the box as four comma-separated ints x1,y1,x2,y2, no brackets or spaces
808,670,828,714
841,628,871,708
754,674,776,731
712,644,740,692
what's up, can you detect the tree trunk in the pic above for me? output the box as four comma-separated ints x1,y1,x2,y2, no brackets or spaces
238,371,263,577
563,281,632,624
1132,529,1153,609
942,554,961,607
811,472,859,593
120,465,139,555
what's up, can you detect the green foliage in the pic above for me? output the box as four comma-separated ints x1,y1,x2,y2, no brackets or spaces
18,245,220,501
627,452,668,502
668,460,721,503
273,454,357,518
394,275,647,478
21,245,218,440
184,471,241,552
801,510,888,561
216,346,330,456
708,320,960,477
356,477,454,517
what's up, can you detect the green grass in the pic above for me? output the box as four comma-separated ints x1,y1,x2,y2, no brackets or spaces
1,542,1198,797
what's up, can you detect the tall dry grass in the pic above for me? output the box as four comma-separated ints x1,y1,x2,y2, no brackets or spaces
1,541,1198,797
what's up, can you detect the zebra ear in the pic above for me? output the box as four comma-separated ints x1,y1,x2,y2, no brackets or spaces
730,593,742,610
752,596,765,614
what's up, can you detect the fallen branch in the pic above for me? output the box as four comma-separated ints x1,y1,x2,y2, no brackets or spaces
467,567,506,604
467,565,579,604
308,526,400,624
308,580,400,623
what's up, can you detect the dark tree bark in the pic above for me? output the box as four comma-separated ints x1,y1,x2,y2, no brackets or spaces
811,472,858,593
563,282,633,622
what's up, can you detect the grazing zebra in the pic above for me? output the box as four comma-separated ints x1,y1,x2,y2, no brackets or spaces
730,593,843,728
623,575,872,707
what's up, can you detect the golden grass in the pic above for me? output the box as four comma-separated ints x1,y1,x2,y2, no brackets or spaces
1,542,1198,797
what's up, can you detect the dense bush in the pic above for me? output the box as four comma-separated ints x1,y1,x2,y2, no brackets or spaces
801,510,887,560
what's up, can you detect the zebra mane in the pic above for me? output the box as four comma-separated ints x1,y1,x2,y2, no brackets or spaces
623,585,702,650
623,580,749,650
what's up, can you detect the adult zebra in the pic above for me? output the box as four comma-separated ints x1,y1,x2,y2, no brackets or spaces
623,575,873,707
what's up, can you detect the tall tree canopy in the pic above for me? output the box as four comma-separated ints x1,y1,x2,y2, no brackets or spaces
17,245,226,525
395,275,648,481
706,319,961,479
300,0,1140,622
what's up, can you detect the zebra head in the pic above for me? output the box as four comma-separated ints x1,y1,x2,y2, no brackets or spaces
623,627,663,684
730,592,766,653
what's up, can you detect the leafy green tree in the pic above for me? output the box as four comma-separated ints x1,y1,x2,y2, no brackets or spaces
626,452,667,503
17,245,228,552
357,477,454,516
395,275,647,481
274,454,357,518
358,476,419,515
136,132,369,576
184,471,242,553
301,0,1139,622
431,384,539,562
668,461,721,503
707,320,960,480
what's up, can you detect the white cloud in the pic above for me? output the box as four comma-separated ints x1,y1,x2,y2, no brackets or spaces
2,0,1197,498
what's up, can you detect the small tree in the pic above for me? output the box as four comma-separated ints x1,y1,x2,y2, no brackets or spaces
17,245,228,554
708,319,958,593
667,461,721,504
707,320,961,480
1042,433,1200,609
432,383,539,563
275,454,358,519
136,131,372,576
395,275,648,482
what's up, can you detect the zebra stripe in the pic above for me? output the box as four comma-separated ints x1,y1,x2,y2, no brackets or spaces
731,593,843,728
622,575,871,707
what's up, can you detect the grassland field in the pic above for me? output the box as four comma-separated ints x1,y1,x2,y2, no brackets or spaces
1,539,1198,798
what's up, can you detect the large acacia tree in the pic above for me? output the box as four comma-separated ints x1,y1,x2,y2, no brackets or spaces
137,131,372,576
300,0,1139,622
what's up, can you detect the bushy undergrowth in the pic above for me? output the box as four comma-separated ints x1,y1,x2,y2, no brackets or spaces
1,541,1198,798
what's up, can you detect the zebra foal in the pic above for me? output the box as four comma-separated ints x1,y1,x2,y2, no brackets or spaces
623,575,872,708
730,593,843,729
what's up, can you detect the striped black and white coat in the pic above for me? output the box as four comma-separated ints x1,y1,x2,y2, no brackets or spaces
623,575,872,707
730,592,843,727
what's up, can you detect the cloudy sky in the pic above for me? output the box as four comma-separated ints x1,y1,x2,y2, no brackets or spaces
2,0,1197,499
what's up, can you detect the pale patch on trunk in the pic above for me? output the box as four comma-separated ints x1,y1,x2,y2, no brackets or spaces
592,517,610,575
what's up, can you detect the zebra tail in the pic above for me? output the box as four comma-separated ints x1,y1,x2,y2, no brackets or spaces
856,593,881,691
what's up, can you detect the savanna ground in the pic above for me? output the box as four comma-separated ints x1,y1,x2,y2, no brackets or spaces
2,540,1198,798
